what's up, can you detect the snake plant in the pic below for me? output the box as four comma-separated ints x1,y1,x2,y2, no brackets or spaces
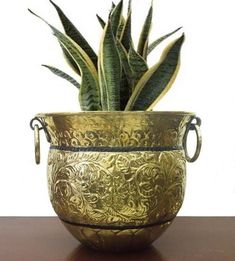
29,0,184,111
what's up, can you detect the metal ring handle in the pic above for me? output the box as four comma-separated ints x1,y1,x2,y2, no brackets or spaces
30,117,51,143
34,124,40,165
183,117,202,163
30,117,51,165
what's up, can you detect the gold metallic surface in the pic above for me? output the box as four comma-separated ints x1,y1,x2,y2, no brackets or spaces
184,124,202,163
61,220,172,251
48,150,186,226
38,111,193,148
34,124,40,165
35,112,200,251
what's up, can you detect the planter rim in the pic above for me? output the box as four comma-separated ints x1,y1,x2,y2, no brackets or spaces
37,111,195,118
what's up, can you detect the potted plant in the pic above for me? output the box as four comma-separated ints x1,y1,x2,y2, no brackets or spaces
29,0,202,251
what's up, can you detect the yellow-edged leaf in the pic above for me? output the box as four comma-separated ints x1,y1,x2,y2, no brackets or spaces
148,27,182,55
100,21,122,110
120,11,132,51
49,0,98,68
29,9,101,111
128,45,148,88
42,65,80,89
110,0,123,37
125,34,185,111
137,4,153,60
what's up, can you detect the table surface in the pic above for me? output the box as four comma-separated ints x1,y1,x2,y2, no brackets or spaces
0,217,234,261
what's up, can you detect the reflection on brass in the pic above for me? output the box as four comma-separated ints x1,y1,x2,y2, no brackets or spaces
33,112,201,251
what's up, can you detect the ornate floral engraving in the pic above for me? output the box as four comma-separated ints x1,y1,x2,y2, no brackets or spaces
42,113,192,147
48,149,186,226
40,113,193,249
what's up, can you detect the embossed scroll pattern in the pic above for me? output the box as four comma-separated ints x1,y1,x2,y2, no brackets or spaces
48,150,186,227
42,113,191,148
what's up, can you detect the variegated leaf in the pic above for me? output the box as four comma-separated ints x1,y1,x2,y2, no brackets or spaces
110,0,123,37
60,44,80,75
56,34,101,111
148,27,182,55
120,73,130,110
125,34,185,111
116,40,133,80
49,0,98,69
116,41,132,109
111,2,116,10
42,65,80,89
117,16,125,40
98,50,108,110
100,21,122,110
29,9,101,111
128,45,148,88
96,14,106,28
120,11,132,51
137,4,153,60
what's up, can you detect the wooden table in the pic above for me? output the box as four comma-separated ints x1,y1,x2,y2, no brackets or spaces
0,217,234,260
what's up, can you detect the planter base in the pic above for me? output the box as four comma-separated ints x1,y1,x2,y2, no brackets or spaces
61,219,172,251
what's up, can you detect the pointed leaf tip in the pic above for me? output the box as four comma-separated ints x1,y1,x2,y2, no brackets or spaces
137,3,153,59
96,14,106,28
126,34,185,111
147,27,183,55
110,0,124,37
42,64,80,89
101,20,122,110
49,0,98,69
28,9,38,17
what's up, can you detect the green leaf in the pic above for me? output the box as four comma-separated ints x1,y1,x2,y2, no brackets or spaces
117,16,125,40
29,9,101,111
116,40,133,81
111,2,116,12
120,11,132,51
125,34,185,111
148,27,182,55
128,45,148,88
137,4,153,60
60,44,80,75
79,73,101,111
98,59,108,110
110,0,123,37
42,65,80,89
56,34,101,111
116,41,132,109
120,73,130,110
98,38,108,110
49,0,98,69
100,21,122,110
96,14,106,28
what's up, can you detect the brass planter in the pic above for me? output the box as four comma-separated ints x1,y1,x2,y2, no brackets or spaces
30,112,201,251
